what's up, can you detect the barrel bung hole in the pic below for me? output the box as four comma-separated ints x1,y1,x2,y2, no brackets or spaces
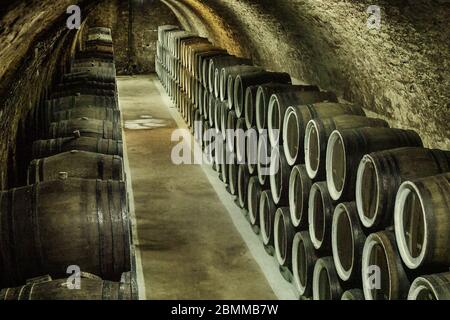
369,243,390,300
335,208,354,273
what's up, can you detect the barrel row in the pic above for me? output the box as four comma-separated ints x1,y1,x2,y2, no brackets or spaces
156,25,450,300
0,27,138,300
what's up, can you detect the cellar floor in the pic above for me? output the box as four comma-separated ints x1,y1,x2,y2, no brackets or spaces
117,74,282,300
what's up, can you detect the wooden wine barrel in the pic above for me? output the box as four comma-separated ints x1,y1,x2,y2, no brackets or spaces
0,178,131,288
32,137,123,159
45,95,118,112
357,147,450,229
85,43,114,55
257,132,271,186
246,127,258,175
247,176,263,227
312,257,344,300
259,190,277,248
55,81,116,96
408,272,450,300
326,127,423,201
76,50,114,62
256,83,320,131
244,85,259,129
220,65,263,103
157,25,179,45
235,118,247,163
220,103,230,140
234,71,292,118
332,202,366,283
185,43,215,74
269,145,290,205
214,99,223,135
203,89,210,120
51,107,121,124
88,27,112,36
0,272,136,300
282,104,365,166
51,87,116,98
268,92,339,147
362,231,410,300
304,115,388,179
226,110,237,152
289,165,312,229
227,161,238,195
87,33,113,43
237,164,250,209
308,182,335,254
274,207,295,268
341,289,365,300
207,94,216,126
208,55,252,94
28,150,124,184
63,68,116,83
47,118,122,140
71,60,116,71
292,231,319,297
195,50,227,85
394,173,450,270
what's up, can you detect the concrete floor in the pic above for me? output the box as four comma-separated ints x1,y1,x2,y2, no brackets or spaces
117,74,276,300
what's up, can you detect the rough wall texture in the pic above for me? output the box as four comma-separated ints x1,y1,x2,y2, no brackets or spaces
87,0,179,74
0,0,93,188
0,0,449,188
159,0,450,150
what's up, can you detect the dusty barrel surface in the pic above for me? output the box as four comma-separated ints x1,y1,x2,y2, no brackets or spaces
47,118,122,140
32,137,123,159
289,165,313,229
308,182,335,254
51,107,121,124
259,190,277,248
256,83,319,132
0,178,131,288
0,272,136,300
234,71,291,118
312,257,344,300
269,92,338,147
326,127,423,201
331,202,367,283
361,231,410,300
341,289,365,300
394,173,450,270
27,150,124,184
247,176,263,227
357,147,450,229
304,115,388,179
408,272,450,300
283,103,365,166
269,146,290,205
274,207,295,268
292,231,319,297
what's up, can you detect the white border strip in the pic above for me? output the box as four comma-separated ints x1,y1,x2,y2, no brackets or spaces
153,76,297,300
117,77,147,300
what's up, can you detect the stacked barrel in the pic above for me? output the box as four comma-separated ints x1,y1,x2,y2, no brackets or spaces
156,25,450,300
0,27,138,300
